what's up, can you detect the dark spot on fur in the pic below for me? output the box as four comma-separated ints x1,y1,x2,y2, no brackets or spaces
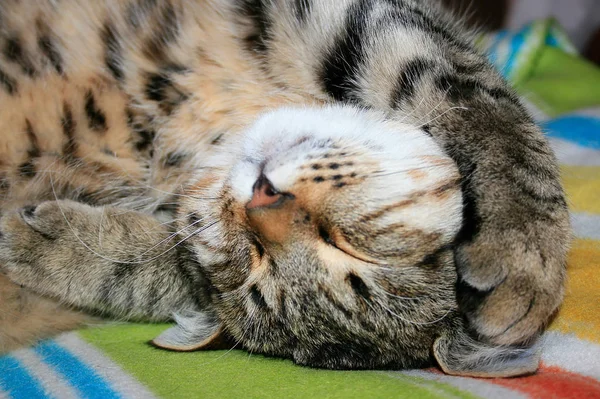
311,164,322,170
251,236,265,259
156,202,178,213
334,182,347,188
346,273,371,300
350,172,357,178
188,212,202,226
239,0,272,54
329,163,340,170
3,36,37,77
250,284,269,310
144,71,189,114
135,129,155,152
210,133,225,145
84,91,108,133
103,147,117,157
23,205,37,218
332,174,343,181
18,160,36,178
163,152,188,167
102,22,124,81
278,290,287,319
38,35,63,75
313,176,325,183
417,244,453,268
25,120,40,158
0,68,17,94
61,103,78,159
318,225,336,247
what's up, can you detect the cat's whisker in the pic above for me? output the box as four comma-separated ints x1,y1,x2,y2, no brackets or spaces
413,87,451,127
415,106,469,130
369,298,453,326
49,174,219,264
369,163,453,178
137,215,212,258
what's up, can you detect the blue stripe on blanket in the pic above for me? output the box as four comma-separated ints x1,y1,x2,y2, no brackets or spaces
542,116,600,149
0,355,48,399
34,341,121,399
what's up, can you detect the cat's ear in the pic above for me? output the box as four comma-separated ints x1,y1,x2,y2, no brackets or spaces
433,327,541,378
151,311,234,352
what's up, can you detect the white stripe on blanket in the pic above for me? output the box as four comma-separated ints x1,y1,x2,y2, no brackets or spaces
550,138,600,166
541,332,600,380
398,369,528,399
571,212,600,240
55,333,157,399
11,348,80,399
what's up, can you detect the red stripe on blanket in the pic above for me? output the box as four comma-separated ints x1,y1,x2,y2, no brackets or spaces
488,364,600,399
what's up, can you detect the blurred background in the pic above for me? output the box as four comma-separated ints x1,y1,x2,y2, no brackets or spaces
442,0,600,65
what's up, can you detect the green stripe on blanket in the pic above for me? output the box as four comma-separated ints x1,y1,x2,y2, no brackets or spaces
80,325,477,399
80,325,474,399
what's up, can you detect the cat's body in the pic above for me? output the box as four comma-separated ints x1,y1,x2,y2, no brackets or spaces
0,0,569,377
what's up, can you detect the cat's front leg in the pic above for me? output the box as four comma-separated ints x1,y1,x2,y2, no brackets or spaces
0,200,209,321
430,111,571,346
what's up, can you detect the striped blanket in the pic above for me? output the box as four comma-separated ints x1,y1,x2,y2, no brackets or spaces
1,20,599,399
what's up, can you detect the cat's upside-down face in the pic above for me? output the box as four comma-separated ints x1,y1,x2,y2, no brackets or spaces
171,105,466,369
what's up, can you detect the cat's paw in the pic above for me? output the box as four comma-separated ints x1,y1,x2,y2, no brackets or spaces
0,201,82,289
455,220,569,346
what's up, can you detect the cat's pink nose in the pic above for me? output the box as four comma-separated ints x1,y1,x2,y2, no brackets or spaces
246,175,283,209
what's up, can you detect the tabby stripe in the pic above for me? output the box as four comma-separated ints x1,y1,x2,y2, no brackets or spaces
239,0,273,54
102,22,124,82
0,67,17,94
84,90,108,133
435,73,514,103
61,102,78,159
38,35,63,75
144,69,189,114
250,284,270,310
320,0,372,103
390,58,435,108
383,3,472,52
163,151,189,167
3,35,37,77
25,120,41,158
293,0,312,23
277,290,287,319
19,120,41,178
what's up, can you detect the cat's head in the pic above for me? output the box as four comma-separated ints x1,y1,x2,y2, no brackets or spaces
154,106,540,376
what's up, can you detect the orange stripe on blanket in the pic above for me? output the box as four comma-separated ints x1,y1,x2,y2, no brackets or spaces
489,364,600,399
550,239,600,342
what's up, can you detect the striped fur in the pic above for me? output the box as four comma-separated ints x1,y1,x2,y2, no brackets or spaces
0,0,568,375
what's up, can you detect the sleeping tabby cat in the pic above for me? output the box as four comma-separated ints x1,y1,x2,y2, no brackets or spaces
0,0,570,377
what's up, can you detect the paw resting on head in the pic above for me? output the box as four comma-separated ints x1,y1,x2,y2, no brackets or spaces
454,219,570,346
